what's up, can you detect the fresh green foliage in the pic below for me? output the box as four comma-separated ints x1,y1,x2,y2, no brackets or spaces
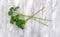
16,19,26,29
15,14,20,20
8,6,51,30
8,11,13,16
8,6,19,16
10,7,14,11
8,6,26,29
10,16,15,24
15,14,26,29
8,7,14,16
14,6,19,11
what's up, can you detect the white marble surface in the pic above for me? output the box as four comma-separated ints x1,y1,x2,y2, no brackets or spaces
0,0,60,37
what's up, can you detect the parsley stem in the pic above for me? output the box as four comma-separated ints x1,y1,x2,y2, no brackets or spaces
20,14,49,26
20,14,52,21
25,7,45,21
33,18,48,26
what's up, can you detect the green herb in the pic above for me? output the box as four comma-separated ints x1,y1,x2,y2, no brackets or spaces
8,6,26,29
8,6,51,30
14,6,19,11
10,7,14,11
16,19,26,29
8,11,13,16
10,16,15,24
15,14,20,20
15,14,26,29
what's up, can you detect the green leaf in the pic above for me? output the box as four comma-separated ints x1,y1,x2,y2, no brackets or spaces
8,11,13,16
10,16,15,24
16,19,26,29
15,14,20,20
8,7,15,16
10,7,14,11
14,6,19,11
16,14,20,19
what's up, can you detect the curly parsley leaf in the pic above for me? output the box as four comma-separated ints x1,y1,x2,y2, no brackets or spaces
8,11,13,16
8,7,14,16
10,7,14,11
16,19,26,29
15,14,20,20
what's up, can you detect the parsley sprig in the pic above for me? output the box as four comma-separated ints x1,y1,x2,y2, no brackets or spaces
8,6,51,30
